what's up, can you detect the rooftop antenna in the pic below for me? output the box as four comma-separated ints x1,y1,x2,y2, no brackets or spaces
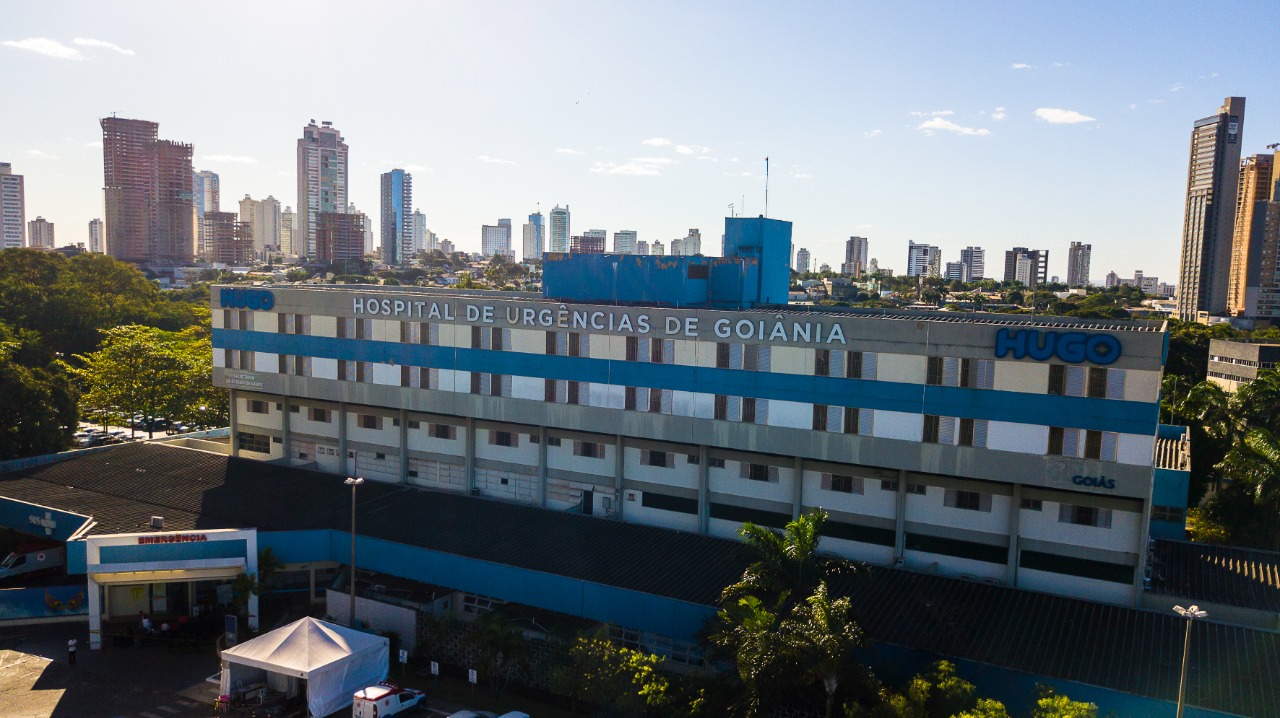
728,203,735,218
764,157,770,218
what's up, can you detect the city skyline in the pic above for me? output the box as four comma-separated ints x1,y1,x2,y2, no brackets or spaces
5,2,1280,278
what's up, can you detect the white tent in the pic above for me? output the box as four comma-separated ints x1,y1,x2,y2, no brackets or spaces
220,617,389,717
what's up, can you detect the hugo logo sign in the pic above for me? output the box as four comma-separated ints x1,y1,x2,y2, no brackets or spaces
220,288,276,311
994,328,1120,366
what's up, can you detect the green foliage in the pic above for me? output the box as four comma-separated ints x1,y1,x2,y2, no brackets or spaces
0,321,78,460
722,509,862,613
566,632,695,717
472,610,528,694
1031,685,1097,717
780,583,868,718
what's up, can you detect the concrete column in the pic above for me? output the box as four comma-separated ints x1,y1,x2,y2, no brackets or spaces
337,402,348,476
280,395,292,464
228,389,240,457
792,456,805,520
399,409,409,484
246,533,260,632
614,434,625,520
538,427,549,509
894,469,908,561
465,418,477,495
698,445,711,534
87,576,102,649
1007,483,1022,587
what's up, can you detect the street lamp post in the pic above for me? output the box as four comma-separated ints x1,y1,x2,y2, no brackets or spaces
1173,604,1207,718
345,477,364,628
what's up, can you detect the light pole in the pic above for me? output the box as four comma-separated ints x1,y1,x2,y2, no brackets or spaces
1173,604,1207,718
345,477,364,628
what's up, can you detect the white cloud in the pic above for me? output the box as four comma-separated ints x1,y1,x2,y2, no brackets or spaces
2,38,83,60
916,118,991,136
791,172,814,180
202,154,258,163
477,155,516,165
1052,62,1069,67
992,107,1007,121
864,129,883,138
591,157,677,176
71,38,135,55
641,137,672,146
1011,63,1035,70
1034,107,1096,124
555,148,585,156
675,144,712,155
84,141,102,148
404,164,431,173
909,110,954,117
1169,83,1184,93
25,149,59,159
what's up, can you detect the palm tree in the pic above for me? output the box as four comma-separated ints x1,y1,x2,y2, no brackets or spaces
721,509,861,613
780,582,866,718
1182,381,1236,444
709,595,785,717
1217,427,1280,550
1232,369,1280,435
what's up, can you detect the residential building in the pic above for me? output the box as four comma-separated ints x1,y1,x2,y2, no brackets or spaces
671,238,684,256
409,210,427,256
796,247,811,273
906,241,941,277
1226,153,1275,318
944,261,969,282
100,117,195,264
959,246,985,281
88,218,103,253
842,236,868,276
204,211,254,265
683,228,702,256
1067,242,1092,287
27,217,54,248
635,240,650,256
439,239,455,255
280,207,296,256
1106,271,1121,288
481,219,513,259
868,258,880,275
1206,339,1280,392
1,162,26,248
548,205,570,253
345,203,374,256
297,120,349,259
1176,97,1246,320
523,213,544,262
651,240,665,256
570,234,605,254
1003,247,1048,287
240,195,282,257
613,229,637,255
380,169,413,265
316,211,366,267
193,170,220,258
584,229,607,252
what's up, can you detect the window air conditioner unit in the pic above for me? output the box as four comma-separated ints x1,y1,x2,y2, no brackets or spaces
150,516,164,529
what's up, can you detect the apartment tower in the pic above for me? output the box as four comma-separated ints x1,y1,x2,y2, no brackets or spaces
548,205,570,253
1226,153,1274,317
1067,242,1093,287
0,162,26,248
101,117,195,264
842,236,868,276
88,218,103,253
297,120,349,259
523,212,544,261
481,219,513,259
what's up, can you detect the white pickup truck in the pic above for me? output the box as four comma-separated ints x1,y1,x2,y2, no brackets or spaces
352,683,427,717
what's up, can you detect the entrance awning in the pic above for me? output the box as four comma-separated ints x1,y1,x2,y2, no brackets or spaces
90,563,245,584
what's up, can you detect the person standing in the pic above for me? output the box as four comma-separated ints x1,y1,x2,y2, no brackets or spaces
67,637,77,666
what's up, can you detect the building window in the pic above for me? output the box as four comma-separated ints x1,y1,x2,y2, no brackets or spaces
945,489,985,511
1087,367,1108,399
1048,364,1066,396
822,473,863,494
847,351,863,379
237,432,270,453
546,436,562,447
743,463,776,482
626,336,639,362
717,343,730,368
491,431,517,448
814,349,830,376
407,420,421,429
1060,504,1112,528
881,479,899,492
922,415,941,443
642,450,671,468
308,407,330,423
568,332,581,357
1152,505,1185,522
545,379,557,403
741,398,757,424
358,414,381,430
246,400,269,414
574,441,603,458
1048,427,1066,456
1083,430,1103,460
418,322,432,345
492,328,505,351
568,381,581,405
647,387,662,413
708,456,726,469
356,361,370,383
743,345,759,371
844,407,860,435
430,423,456,440
624,386,637,410
958,418,975,446
714,395,728,420
1021,497,1043,511
812,405,828,431
650,338,665,364
472,326,483,349
926,356,944,386
906,483,926,495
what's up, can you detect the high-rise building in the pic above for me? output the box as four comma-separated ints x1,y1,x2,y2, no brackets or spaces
1003,247,1048,287
683,228,702,256
380,169,413,265
523,212,544,261
482,219,513,259
842,236,868,276
280,207,295,256
27,217,54,248
548,205,570,253
410,210,427,256
88,218,103,253
1176,97,1246,320
651,240,665,256
317,211,366,266
944,261,970,282
439,239,455,255
906,241,941,277
868,258,880,275
239,195,282,257
1226,153,1274,317
570,234,605,254
795,247,811,273
584,229,607,251
1,162,27,248
635,240,649,256
101,117,194,264
204,211,254,265
297,120,349,259
193,170,219,258
1105,271,1120,288
1067,242,1092,287
959,246,985,281
613,229,636,255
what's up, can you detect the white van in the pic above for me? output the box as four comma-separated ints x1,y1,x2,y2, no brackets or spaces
0,543,65,581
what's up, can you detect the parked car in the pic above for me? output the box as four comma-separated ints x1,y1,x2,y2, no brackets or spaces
353,683,427,717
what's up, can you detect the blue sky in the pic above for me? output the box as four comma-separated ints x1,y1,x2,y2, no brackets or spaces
3,0,1279,282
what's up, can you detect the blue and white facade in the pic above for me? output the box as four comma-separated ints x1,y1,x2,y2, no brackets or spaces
213,276,1168,607
380,169,412,265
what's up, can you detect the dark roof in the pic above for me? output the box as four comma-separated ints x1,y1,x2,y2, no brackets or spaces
2,442,1277,715
1150,538,1280,613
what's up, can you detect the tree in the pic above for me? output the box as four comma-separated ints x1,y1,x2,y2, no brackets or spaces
1213,427,1280,549
845,661,999,718
709,595,788,717
472,610,528,694
781,582,867,718
0,322,78,460
566,632,694,717
1030,686,1096,718
230,571,260,628
722,509,862,613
